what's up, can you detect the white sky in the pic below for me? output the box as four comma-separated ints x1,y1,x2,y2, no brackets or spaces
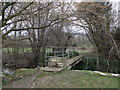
0,0,119,34
110,0,120,2
63,0,120,2
0,0,120,2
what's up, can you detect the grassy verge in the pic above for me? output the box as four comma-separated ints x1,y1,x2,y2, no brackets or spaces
34,70,118,88
3,69,119,88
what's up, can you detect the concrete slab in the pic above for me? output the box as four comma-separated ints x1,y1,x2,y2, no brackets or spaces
40,67,63,72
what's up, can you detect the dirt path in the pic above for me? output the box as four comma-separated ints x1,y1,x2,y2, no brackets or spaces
3,69,66,88
3,69,43,88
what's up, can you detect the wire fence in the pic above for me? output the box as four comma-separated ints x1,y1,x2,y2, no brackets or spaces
44,46,78,66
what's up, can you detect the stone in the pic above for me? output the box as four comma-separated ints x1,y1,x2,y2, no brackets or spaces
48,57,63,67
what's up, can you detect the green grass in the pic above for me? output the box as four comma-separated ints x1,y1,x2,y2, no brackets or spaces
3,48,32,52
15,68,38,76
34,70,118,88
3,69,119,88
3,48,13,52
3,47,92,56
3,48,52,53
79,44,94,47
118,51,120,53
35,72,55,81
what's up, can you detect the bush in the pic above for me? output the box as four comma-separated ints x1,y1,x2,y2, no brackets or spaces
73,51,79,56
71,57,96,70
71,57,120,74
2,80,9,85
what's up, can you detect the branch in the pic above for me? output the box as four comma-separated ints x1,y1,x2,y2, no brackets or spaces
2,18,65,40
2,2,53,27
71,22,89,29
3,2,34,26
2,2,16,25
2,18,29,27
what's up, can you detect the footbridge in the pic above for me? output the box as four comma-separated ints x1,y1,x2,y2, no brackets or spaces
41,55,84,72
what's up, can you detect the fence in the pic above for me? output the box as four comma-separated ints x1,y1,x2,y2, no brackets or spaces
44,46,78,67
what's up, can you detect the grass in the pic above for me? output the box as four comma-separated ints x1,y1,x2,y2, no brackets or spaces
34,70,118,88
118,51,120,53
78,44,94,47
3,47,91,53
3,48,52,53
35,72,55,81
3,48,32,52
2,68,38,85
15,68,38,77
3,69,119,88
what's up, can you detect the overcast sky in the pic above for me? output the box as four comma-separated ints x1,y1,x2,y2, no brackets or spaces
63,0,120,2
0,0,119,34
110,0,120,2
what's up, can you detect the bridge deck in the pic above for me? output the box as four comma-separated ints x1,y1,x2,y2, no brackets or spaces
65,55,83,67
41,55,83,72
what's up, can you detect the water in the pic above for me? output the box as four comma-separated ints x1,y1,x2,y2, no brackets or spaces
2,67,16,75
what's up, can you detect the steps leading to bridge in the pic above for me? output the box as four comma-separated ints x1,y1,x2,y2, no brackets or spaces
41,55,83,72
40,67,64,72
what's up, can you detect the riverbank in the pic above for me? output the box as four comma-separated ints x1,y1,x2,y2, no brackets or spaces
3,69,119,88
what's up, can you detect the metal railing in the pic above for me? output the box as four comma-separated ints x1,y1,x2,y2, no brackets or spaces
44,46,78,67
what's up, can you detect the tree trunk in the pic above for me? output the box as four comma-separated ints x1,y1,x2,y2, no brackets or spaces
39,48,46,67
28,50,40,68
93,30,120,72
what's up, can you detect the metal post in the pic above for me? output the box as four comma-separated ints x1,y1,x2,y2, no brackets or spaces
68,50,69,58
62,50,64,58
45,48,47,67
72,47,73,57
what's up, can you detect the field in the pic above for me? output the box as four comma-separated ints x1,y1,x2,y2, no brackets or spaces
3,47,91,53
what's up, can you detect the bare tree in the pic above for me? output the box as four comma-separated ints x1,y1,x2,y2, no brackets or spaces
75,2,120,72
